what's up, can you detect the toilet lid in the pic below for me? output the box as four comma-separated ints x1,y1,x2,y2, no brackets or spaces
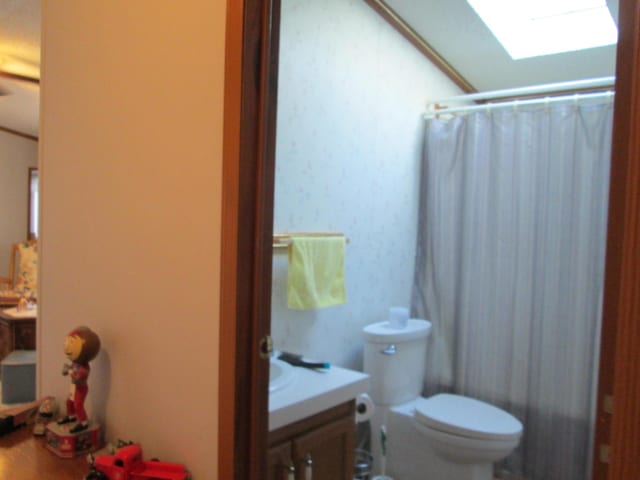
415,394,523,441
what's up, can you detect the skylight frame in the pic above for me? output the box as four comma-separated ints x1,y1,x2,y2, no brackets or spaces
466,0,618,60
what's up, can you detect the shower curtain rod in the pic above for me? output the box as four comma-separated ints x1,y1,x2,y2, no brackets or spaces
431,76,616,105
425,90,615,117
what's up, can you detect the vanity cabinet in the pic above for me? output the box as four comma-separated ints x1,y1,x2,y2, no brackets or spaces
268,401,355,480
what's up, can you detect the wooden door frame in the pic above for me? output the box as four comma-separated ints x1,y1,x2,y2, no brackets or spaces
593,0,640,478
219,0,281,479
220,0,640,479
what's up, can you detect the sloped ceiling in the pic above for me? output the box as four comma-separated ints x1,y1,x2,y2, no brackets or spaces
0,0,621,137
384,0,619,92
0,0,40,78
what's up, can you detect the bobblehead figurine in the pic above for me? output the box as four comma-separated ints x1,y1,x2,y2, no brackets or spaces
57,326,101,434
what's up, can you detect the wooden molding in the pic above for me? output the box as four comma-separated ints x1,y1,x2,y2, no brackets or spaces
0,73,39,141
0,125,38,141
0,71,40,84
220,0,280,479
362,0,476,93
593,0,640,478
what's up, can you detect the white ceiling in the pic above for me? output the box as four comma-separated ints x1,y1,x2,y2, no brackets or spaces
384,0,619,92
0,0,620,137
0,76,39,137
0,0,40,138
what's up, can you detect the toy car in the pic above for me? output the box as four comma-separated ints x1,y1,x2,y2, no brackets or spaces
85,444,191,480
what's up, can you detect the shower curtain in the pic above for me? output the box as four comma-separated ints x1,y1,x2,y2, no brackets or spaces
411,101,613,480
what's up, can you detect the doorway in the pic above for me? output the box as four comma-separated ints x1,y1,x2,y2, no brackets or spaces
220,1,640,479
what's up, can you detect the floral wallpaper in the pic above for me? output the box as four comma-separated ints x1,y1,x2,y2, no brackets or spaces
271,0,462,369
15,241,37,294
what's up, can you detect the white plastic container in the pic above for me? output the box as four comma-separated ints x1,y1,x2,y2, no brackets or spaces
388,306,409,329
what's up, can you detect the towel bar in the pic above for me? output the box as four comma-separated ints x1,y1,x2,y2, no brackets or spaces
272,232,349,249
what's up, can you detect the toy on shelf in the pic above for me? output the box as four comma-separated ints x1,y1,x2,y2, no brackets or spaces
85,443,191,480
33,396,57,436
46,326,103,458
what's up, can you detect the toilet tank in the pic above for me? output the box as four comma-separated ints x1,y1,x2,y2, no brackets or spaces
363,319,431,406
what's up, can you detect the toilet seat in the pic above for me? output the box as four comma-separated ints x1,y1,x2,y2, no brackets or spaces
414,394,522,441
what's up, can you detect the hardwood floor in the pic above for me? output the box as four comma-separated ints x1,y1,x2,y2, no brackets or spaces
0,425,89,479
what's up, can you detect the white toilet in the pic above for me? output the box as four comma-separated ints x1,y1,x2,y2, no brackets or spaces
363,319,523,480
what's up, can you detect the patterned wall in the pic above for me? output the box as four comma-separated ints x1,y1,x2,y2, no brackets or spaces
0,131,38,279
271,0,462,369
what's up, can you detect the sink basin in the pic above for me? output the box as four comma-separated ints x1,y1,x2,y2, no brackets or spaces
269,363,370,431
270,358,296,393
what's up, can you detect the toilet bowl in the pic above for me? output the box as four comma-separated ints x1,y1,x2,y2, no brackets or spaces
414,394,522,464
363,319,523,480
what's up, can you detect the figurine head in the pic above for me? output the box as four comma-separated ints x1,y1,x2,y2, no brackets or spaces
64,326,101,364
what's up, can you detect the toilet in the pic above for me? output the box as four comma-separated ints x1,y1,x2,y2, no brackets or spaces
363,319,523,480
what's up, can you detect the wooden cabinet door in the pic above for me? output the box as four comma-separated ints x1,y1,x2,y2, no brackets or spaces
268,441,294,480
0,321,11,362
292,415,354,480
14,322,35,350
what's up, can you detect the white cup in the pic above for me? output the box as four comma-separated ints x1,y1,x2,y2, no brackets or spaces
388,306,409,329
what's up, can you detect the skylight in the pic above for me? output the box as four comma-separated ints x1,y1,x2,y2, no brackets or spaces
466,0,618,59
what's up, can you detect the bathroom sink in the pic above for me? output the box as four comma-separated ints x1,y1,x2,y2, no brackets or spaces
269,357,296,393
269,363,370,431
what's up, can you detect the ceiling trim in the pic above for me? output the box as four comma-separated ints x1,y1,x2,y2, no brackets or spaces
362,0,476,93
0,71,40,84
0,125,38,141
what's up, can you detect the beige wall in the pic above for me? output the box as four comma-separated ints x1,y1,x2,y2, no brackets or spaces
40,2,224,477
0,131,38,278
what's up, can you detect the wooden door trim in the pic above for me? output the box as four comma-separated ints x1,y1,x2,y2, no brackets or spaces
362,0,475,93
593,0,640,478
0,125,38,141
220,0,281,478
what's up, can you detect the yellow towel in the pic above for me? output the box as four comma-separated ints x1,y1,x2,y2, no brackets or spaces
287,236,347,310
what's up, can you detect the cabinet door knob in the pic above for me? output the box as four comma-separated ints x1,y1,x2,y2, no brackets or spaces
286,464,295,480
304,454,313,480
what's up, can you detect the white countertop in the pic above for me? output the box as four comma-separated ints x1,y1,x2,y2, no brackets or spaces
268,364,370,431
1,306,37,319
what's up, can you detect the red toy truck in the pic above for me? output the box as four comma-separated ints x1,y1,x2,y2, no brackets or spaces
85,444,191,480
